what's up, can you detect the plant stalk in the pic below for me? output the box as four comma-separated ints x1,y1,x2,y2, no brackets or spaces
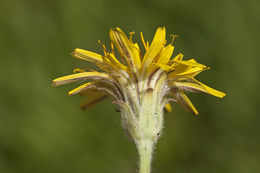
138,139,154,173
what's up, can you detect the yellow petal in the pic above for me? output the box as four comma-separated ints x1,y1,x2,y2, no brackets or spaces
106,53,127,71
173,59,207,69
176,91,198,115
71,49,103,64
52,72,108,86
153,63,173,71
142,27,166,70
109,27,141,71
173,82,226,98
172,53,184,61
154,53,184,72
156,44,174,65
176,67,205,76
68,82,92,95
194,80,226,98
168,59,208,77
171,76,226,98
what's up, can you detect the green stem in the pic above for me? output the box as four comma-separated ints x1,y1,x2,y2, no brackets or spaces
138,140,154,173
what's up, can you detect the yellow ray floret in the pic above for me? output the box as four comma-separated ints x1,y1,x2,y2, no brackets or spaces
172,53,184,61
190,78,226,98
175,67,206,76
173,59,207,69
72,49,104,64
52,72,109,86
106,53,127,71
176,91,198,115
156,44,174,65
173,82,226,98
109,27,141,72
142,27,166,71
68,82,92,96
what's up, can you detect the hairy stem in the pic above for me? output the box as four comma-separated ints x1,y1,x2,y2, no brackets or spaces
138,139,154,173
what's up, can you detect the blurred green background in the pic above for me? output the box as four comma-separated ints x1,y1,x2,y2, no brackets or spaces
0,0,259,172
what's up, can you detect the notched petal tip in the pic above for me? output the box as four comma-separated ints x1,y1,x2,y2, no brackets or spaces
111,27,121,31
109,27,124,37
52,81,59,87
158,26,166,31
52,78,66,87
215,90,226,98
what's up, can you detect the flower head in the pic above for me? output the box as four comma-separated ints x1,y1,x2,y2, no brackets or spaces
54,27,225,139
53,27,225,172
53,27,225,115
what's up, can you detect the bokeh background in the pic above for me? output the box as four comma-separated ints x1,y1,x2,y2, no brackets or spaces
0,0,259,172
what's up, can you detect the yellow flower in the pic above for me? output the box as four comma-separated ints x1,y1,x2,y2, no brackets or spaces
53,27,225,116
53,27,225,173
